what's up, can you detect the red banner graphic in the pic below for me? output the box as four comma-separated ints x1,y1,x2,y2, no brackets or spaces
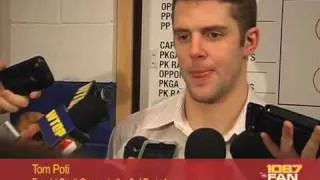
0,159,320,180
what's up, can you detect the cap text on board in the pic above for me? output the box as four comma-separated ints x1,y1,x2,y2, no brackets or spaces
160,41,174,49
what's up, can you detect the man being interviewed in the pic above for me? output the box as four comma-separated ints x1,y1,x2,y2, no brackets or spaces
107,0,320,159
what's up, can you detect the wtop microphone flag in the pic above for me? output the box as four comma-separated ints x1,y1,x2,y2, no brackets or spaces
39,105,75,147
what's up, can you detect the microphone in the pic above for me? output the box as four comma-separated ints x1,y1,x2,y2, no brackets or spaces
67,81,110,109
185,128,226,159
123,136,148,159
38,104,86,148
230,130,274,159
124,136,177,159
183,128,226,180
66,81,109,133
0,120,20,142
230,131,274,159
228,131,275,179
38,94,108,155
68,94,108,133
67,81,98,109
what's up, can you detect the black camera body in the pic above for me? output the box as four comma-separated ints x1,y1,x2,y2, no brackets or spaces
246,102,320,156
0,56,54,95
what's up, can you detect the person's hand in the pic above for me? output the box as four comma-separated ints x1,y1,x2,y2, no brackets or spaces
16,112,44,142
261,120,320,159
0,61,41,113
15,112,50,154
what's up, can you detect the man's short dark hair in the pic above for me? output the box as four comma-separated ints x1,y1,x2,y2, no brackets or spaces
171,0,257,45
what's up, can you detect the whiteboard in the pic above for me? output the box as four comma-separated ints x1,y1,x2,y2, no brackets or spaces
140,0,320,119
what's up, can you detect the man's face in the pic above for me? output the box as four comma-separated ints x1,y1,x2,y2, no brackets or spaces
173,1,255,103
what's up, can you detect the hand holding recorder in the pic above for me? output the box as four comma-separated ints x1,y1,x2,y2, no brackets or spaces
0,56,54,113
246,103,320,159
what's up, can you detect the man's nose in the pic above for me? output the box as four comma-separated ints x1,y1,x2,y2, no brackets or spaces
189,35,207,60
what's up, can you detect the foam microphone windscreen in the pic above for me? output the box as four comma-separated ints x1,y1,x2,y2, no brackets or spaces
123,136,148,159
230,130,274,158
185,128,226,159
68,94,108,133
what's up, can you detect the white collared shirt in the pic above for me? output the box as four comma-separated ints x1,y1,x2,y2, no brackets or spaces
107,87,265,159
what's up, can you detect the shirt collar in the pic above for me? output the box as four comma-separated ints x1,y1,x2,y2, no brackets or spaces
223,88,252,142
141,92,185,130
141,87,264,140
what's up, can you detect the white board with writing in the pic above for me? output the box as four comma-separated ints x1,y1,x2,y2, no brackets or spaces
140,0,320,119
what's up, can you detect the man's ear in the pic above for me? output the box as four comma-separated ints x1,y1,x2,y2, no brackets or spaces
243,27,260,57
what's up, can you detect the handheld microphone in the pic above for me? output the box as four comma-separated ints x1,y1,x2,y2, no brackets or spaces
185,128,226,159
68,94,108,133
38,104,87,148
230,130,274,159
228,131,275,180
67,81,98,109
183,128,226,180
0,120,20,142
123,136,148,159
38,94,108,155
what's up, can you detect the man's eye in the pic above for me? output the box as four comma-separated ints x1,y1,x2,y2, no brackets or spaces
176,33,190,42
206,31,222,40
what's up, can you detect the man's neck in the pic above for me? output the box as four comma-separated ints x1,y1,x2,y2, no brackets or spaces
185,80,249,136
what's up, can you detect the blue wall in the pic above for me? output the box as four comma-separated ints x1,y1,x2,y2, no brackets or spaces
10,81,117,158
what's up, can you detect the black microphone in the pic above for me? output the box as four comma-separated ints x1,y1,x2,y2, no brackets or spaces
230,130,274,158
68,94,108,133
123,136,148,159
67,81,98,109
61,94,108,155
38,94,108,156
185,128,226,159
228,131,275,179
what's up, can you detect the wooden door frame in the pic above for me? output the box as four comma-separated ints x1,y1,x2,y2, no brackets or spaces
116,0,134,122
